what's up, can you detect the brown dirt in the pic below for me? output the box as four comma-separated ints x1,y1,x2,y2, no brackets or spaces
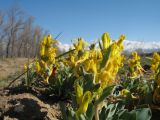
0,89,60,120
0,58,61,120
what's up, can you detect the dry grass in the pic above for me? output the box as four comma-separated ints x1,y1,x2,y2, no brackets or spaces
0,58,32,87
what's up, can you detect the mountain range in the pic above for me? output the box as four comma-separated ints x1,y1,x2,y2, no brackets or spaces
55,40,160,54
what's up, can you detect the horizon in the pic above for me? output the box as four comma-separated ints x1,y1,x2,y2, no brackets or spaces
1,0,160,44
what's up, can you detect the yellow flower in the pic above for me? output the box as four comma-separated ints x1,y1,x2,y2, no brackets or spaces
120,89,130,96
40,43,45,57
47,48,56,64
151,52,160,72
74,83,92,115
117,34,125,47
74,38,84,51
75,84,83,104
65,54,76,67
104,61,112,71
83,59,97,74
153,52,160,62
35,61,41,73
98,70,114,88
76,91,92,115
128,51,143,77
110,35,125,57
42,34,54,47
24,64,27,71
76,51,89,65
40,34,57,59
101,32,110,49
132,51,140,61
46,34,54,47
39,60,46,68
95,36,125,88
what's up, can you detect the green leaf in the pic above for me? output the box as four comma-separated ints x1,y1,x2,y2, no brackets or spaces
95,85,114,105
134,108,152,120
106,103,119,118
83,72,94,91
120,111,136,120
119,108,152,120
79,114,86,120
99,103,152,120
91,84,100,92
86,103,94,120
99,106,108,120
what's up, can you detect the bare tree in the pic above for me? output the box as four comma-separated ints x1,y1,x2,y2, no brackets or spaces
0,6,45,58
17,16,34,57
5,6,24,57
0,11,5,57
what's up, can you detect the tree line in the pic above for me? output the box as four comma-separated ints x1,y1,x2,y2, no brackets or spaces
0,6,48,58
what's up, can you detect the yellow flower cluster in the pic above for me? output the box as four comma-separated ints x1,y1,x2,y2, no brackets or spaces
83,47,102,75
97,34,125,88
128,51,144,78
36,35,57,83
151,53,160,103
151,52,160,73
65,33,125,89
73,38,84,51
151,52,160,88
40,34,57,64
64,38,86,67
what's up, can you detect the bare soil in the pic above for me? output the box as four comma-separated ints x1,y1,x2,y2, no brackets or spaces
0,88,60,120
0,58,61,120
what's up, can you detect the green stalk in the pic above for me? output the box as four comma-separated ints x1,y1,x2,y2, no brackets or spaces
55,49,75,59
95,95,99,120
95,104,99,120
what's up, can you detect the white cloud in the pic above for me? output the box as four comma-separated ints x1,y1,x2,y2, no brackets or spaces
55,41,71,53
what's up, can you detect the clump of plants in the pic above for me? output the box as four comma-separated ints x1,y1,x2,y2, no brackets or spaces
25,33,160,120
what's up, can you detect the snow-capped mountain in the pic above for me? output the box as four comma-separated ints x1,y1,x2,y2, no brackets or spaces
55,40,160,54
123,40,160,53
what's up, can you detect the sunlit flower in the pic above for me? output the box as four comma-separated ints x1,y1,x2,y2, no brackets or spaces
151,52,160,72
101,32,110,49
120,89,130,96
35,61,41,73
40,43,45,57
76,91,91,115
74,83,92,115
128,51,144,77
47,48,56,64
75,83,83,104
74,38,84,51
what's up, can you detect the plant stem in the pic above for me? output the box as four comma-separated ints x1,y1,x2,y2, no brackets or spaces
95,104,99,120
95,95,99,120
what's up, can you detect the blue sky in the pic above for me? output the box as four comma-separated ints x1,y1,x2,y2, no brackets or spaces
0,0,160,43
